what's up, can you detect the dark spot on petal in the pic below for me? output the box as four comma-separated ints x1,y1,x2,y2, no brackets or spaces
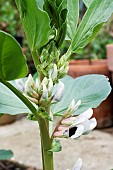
69,126,77,137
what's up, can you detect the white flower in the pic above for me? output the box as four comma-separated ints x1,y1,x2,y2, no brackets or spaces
54,100,97,139
52,81,64,102
15,78,24,92
72,158,82,170
25,74,35,94
63,108,97,139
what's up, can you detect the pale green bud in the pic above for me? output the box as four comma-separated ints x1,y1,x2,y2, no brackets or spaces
51,64,58,81
42,77,48,86
48,78,53,93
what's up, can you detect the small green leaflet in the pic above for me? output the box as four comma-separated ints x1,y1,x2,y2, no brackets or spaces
48,139,62,153
0,150,13,160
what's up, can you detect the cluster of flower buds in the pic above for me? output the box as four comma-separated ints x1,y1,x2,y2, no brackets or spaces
16,74,65,107
37,44,69,83
54,99,97,139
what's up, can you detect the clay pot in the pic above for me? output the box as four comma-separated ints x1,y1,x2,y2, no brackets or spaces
106,44,113,84
68,59,113,128
0,114,16,125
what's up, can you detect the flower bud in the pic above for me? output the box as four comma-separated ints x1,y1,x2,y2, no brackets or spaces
61,117,76,126
42,84,48,100
51,64,58,81
25,74,35,94
54,131,64,137
64,100,81,118
48,78,53,93
42,77,48,86
26,96,38,105
35,78,40,91
52,81,64,102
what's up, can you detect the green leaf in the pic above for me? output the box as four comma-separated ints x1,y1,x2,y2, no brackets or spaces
0,82,30,115
16,0,51,50
52,75,111,116
0,31,28,81
83,0,93,8
71,0,113,52
67,0,79,40
0,150,13,160
48,139,62,153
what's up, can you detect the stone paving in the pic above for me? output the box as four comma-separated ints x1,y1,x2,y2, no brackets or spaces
0,117,113,170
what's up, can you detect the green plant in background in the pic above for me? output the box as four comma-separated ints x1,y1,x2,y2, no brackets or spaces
0,0,113,170
71,14,113,60
0,0,23,37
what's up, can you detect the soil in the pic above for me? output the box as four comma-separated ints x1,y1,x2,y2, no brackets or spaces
0,117,113,170
0,160,38,170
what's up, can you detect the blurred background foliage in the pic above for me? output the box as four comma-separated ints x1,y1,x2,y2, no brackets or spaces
0,0,113,74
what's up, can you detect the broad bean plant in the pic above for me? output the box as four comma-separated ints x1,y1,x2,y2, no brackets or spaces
0,0,113,170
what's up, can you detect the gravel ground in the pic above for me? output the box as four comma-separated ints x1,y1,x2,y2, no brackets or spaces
0,117,113,170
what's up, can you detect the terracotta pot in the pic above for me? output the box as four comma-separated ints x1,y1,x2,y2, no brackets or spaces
106,44,113,71
0,114,16,125
68,59,113,128
106,44,113,84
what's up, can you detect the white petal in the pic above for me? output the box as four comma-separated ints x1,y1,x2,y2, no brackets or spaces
73,100,81,112
79,108,93,119
15,79,24,92
42,84,48,99
89,118,97,131
73,116,86,125
72,158,82,170
42,77,48,86
68,99,75,110
48,78,53,92
81,119,91,133
35,78,40,90
25,74,34,93
70,125,84,139
52,81,64,102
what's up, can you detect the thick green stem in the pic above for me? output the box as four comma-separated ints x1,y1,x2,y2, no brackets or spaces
38,118,54,170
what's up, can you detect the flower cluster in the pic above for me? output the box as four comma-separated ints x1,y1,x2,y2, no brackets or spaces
16,74,65,107
54,100,97,139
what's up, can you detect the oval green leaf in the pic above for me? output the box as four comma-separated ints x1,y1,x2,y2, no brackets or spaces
16,0,51,50
52,75,111,115
0,31,28,81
